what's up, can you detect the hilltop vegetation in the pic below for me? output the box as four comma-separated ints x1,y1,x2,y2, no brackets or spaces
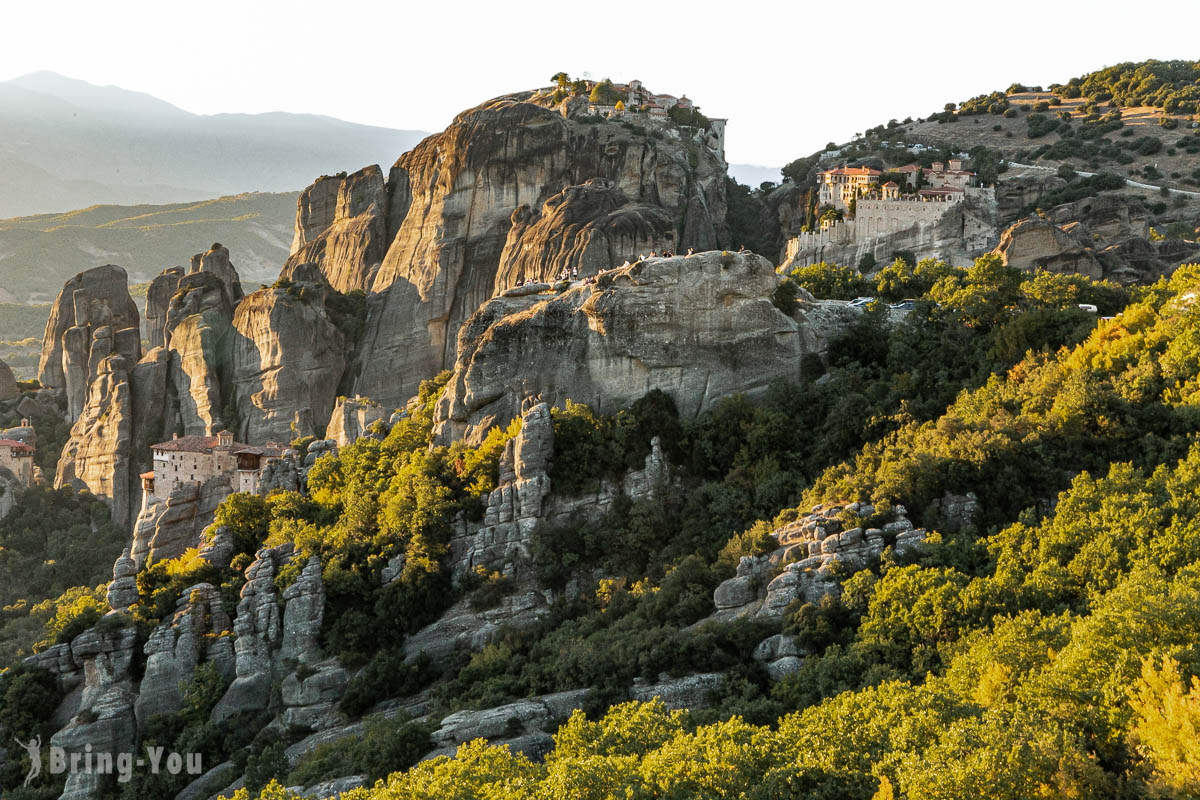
216,258,1200,798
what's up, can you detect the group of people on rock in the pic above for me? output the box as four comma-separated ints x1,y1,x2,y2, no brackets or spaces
508,245,728,294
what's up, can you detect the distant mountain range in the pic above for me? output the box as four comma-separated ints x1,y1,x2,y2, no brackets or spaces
0,71,429,217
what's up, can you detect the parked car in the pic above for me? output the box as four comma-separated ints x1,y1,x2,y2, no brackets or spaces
889,299,918,311
1077,303,1098,313
848,296,875,307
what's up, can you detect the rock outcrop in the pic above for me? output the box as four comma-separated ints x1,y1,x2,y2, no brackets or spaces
285,166,390,293
992,215,1196,284
494,179,678,286
432,251,838,445
130,476,234,569
190,243,244,305
325,396,387,448
0,359,18,402
992,217,1103,277
37,265,141,422
48,625,140,800
405,401,673,664
136,583,234,725
709,501,928,624
230,270,347,444
55,352,138,527
346,94,729,410
144,267,184,350
165,272,237,436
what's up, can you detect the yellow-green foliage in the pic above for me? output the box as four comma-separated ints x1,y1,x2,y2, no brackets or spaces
34,585,108,650
1130,656,1200,796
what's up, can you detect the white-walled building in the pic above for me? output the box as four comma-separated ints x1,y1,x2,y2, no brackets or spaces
0,438,34,487
144,431,284,499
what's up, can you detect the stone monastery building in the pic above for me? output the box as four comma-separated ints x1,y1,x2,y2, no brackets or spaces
786,158,998,267
817,159,979,212
0,436,34,488
144,430,284,499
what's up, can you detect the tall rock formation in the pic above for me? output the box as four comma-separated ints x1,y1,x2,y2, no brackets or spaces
432,251,842,444
164,272,237,436
53,252,245,530
144,267,184,350
190,243,244,305
312,93,729,410
230,265,347,443
284,166,390,293
37,265,141,421
0,358,17,402
55,352,137,526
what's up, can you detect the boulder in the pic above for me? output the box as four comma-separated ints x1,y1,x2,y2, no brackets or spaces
326,396,387,448
630,672,724,710
432,252,829,444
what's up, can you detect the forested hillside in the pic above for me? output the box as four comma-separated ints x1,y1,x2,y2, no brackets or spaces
217,260,1200,798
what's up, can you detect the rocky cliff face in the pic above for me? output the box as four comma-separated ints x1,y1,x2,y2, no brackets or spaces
0,359,17,402
190,243,244,305
37,265,141,422
285,166,390,293
332,95,728,410
992,213,1198,284
55,354,138,527
781,191,1000,273
143,267,184,351
432,251,840,445
165,272,237,436
230,270,347,444
495,178,677,285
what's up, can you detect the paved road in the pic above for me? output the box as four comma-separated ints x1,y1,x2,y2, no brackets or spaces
1003,160,1200,198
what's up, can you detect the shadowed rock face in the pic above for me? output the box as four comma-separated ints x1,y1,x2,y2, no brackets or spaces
56,353,136,526
144,267,184,351
165,272,237,436
0,358,17,401
495,178,677,286
345,94,728,410
230,275,347,444
284,165,389,293
432,251,833,445
37,264,141,420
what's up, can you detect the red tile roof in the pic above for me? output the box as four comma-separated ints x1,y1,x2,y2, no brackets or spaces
0,439,33,454
821,166,882,177
151,434,241,453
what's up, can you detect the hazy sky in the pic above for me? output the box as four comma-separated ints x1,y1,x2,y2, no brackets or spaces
3,0,1198,168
